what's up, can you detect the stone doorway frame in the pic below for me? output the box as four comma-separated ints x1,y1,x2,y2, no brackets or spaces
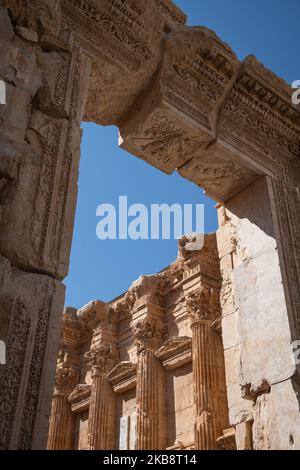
0,0,300,450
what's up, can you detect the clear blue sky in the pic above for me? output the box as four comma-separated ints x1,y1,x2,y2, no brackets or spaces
65,0,300,309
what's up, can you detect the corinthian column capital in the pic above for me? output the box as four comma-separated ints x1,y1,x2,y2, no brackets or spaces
85,341,119,377
133,318,166,355
54,364,78,397
186,287,220,326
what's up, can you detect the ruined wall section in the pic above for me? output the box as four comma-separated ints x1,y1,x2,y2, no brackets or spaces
0,1,90,448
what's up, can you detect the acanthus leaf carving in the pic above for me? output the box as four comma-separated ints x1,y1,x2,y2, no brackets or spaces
186,287,220,325
85,341,119,377
133,318,166,355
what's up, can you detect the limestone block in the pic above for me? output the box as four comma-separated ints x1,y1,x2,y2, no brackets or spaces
0,254,65,450
226,383,253,426
252,380,300,450
15,26,38,43
235,421,253,450
217,427,237,450
64,0,186,125
36,47,91,123
0,39,19,84
119,26,239,175
217,177,297,434
119,103,208,174
219,271,236,316
3,0,62,37
0,82,30,142
0,115,81,279
0,5,14,41
222,312,240,350
178,142,259,202
216,215,237,259
224,346,241,387
233,224,294,387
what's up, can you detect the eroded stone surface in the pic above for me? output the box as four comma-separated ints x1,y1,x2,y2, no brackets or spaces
0,254,64,450
1,0,300,451
119,26,240,177
67,0,187,125
0,12,90,278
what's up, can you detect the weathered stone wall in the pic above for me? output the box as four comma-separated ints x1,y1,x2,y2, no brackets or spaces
0,0,89,448
1,0,300,450
217,177,300,449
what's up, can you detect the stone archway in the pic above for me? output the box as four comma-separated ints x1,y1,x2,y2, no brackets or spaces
0,0,299,450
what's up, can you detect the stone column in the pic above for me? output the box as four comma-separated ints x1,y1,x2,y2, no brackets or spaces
186,288,222,450
133,317,166,450
47,363,78,450
85,342,118,450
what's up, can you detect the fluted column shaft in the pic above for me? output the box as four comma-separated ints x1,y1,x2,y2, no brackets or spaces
47,392,74,450
85,341,118,450
47,364,78,450
192,319,218,450
136,348,165,450
87,373,115,449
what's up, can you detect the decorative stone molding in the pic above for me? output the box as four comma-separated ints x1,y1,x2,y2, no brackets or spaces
119,27,240,176
2,0,300,450
68,384,91,413
217,427,237,450
218,55,300,172
107,361,137,394
155,336,192,369
78,300,111,332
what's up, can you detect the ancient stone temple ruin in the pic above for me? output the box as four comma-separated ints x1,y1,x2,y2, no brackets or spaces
0,0,300,451
47,235,231,450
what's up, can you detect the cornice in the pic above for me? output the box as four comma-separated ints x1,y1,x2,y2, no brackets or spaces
155,336,192,369
107,361,137,394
